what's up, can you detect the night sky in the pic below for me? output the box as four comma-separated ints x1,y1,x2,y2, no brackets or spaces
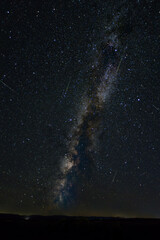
0,0,160,218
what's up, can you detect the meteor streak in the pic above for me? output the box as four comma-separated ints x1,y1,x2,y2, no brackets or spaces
64,78,71,95
112,171,118,183
116,46,127,73
0,80,16,93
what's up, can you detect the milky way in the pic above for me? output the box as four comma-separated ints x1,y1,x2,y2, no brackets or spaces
52,13,126,208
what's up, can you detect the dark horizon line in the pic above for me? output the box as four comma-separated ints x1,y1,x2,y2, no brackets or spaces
0,212,159,220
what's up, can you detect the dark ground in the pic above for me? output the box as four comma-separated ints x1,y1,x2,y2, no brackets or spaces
0,214,160,239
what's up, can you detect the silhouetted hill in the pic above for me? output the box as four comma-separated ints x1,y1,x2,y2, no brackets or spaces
0,213,160,239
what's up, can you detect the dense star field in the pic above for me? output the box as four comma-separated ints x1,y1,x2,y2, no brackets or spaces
0,0,160,217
